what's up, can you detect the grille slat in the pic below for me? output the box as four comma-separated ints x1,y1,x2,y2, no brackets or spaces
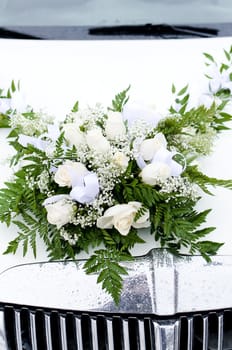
187,317,193,350
138,319,146,350
217,314,224,350
60,315,68,350
153,320,161,349
75,316,84,350
29,312,38,350
106,318,114,350
122,318,130,350
0,311,8,349
14,310,23,350
91,318,99,350
202,316,209,350
45,314,53,350
174,320,180,349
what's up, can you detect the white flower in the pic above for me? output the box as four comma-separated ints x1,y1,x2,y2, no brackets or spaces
97,201,150,236
112,151,129,170
44,199,76,228
63,123,86,147
139,133,167,161
86,129,110,154
54,161,88,187
140,148,183,185
105,111,126,140
140,162,171,185
122,102,162,127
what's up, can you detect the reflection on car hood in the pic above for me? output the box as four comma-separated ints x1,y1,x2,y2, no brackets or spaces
0,249,232,315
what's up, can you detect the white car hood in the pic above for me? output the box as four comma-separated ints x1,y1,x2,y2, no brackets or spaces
0,37,232,272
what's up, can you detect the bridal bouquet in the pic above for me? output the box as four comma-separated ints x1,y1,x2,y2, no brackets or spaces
0,49,232,303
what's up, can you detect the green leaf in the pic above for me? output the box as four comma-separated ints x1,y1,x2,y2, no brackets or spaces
6,89,11,98
0,114,10,128
177,85,188,96
3,239,20,255
220,63,229,73
72,101,79,113
171,84,176,93
224,49,231,61
198,240,224,257
203,52,215,63
111,86,130,112
11,80,16,93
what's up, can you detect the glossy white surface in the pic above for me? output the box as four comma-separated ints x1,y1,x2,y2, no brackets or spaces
0,37,232,273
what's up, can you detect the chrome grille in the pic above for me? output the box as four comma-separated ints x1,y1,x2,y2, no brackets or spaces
1,305,232,350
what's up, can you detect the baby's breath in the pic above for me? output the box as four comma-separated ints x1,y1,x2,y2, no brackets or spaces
10,111,54,136
37,170,50,193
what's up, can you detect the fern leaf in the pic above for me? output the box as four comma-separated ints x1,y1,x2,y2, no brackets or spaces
84,249,133,304
111,86,130,112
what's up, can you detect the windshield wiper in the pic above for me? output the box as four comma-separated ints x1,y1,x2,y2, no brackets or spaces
89,24,218,38
0,27,42,39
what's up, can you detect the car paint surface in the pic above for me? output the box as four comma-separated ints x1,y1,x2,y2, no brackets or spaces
0,36,232,274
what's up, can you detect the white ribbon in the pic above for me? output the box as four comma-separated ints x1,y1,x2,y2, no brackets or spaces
18,134,49,151
70,172,100,204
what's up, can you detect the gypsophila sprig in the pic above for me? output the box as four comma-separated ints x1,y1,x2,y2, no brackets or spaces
0,48,232,304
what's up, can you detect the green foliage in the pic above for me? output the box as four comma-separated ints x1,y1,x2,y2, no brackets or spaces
0,80,20,128
193,241,224,262
111,85,130,112
183,165,232,194
122,180,164,207
84,249,133,305
72,101,79,113
53,132,65,158
203,52,215,63
0,114,10,128
151,195,220,261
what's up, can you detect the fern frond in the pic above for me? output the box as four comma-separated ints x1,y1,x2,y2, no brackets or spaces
84,249,133,304
110,86,130,112
184,165,232,193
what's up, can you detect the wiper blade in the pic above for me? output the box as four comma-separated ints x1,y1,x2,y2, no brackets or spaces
0,27,42,39
89,23,218,38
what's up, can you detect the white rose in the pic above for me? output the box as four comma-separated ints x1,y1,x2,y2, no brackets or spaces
63,123,86,148
86,129,110,154
112,151,129,170
97,203,136,235
54,160,88,187
45,199,76,228
97,201,150,235
139,133,167,161
140,162,171,185
105,111,126,140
